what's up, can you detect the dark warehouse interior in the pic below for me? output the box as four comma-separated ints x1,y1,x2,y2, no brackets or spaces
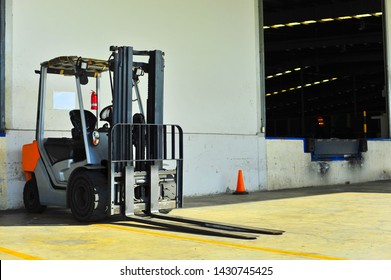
263,0,385,139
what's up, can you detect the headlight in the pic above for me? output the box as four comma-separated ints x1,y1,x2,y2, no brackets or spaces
92,130,100,146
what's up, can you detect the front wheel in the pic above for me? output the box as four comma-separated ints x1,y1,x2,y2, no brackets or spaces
23,177,46,213
68,170,108,222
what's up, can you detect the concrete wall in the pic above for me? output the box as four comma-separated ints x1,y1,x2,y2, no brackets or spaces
266,139,391,190
1,0,265,209
184,134,267,196
8,0,261,134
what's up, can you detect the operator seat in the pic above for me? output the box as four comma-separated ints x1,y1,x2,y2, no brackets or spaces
69,110,97,140
43,110,96,164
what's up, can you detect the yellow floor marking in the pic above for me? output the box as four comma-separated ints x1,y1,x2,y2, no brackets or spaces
343,192,391,197
95,223,346,260
0,246,44,260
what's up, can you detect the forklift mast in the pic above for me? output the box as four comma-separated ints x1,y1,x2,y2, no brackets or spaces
109,46,183,217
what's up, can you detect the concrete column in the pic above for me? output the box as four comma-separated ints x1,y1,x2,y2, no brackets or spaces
0,0,5,131
256,0,266,135
383,0,391,137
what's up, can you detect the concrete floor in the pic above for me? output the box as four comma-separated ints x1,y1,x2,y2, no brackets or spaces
1,180,391,260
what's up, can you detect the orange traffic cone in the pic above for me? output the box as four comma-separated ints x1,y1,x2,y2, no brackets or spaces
233,169,248,195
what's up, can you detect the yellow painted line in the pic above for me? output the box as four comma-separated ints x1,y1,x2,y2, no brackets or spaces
95,224,345,260
0,246,44,260
342,192,391,197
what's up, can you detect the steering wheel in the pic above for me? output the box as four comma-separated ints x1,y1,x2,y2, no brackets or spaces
100,105,113,126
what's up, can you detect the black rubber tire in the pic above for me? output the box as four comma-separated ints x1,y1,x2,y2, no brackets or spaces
68,170,108,222
159,209,172,214
23,177,46,213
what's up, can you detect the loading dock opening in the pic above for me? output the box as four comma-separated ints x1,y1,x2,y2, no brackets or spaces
263,0,385,139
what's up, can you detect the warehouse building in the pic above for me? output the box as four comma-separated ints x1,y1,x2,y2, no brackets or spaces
0,0,390,262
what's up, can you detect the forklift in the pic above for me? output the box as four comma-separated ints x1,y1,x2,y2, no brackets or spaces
22,46,283,239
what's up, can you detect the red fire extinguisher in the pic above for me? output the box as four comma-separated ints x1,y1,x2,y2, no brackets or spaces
91,90,98,110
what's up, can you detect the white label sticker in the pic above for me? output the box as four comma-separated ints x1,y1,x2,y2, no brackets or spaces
53,91,76,110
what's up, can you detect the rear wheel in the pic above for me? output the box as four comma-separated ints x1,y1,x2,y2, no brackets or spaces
68,170,108,222
23,177,46,213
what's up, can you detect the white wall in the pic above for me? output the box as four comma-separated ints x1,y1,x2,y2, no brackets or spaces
2,0,264,208
9,0,260,135
266,139,391,190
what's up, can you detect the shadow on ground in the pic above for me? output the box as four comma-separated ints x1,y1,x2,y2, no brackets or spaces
1,180,391,227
